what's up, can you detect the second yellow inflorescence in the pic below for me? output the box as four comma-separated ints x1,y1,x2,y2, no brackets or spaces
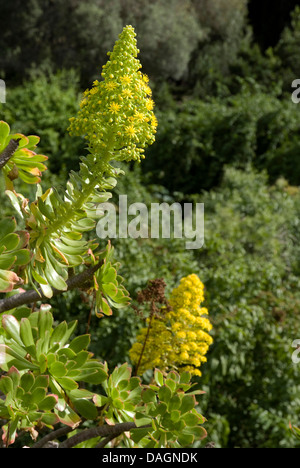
129,274,213,377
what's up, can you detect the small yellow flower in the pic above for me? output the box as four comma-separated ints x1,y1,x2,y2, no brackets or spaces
109,102,121,114
177,331,186,339
180,351,189,361
120,75,132,85
172,322,182,332
105,81,118,91
122,89,134,98
187,331,197,340
134,111,146,122
151,116,158,130
125,125,137,138
146,99,154,111
143,85,152,96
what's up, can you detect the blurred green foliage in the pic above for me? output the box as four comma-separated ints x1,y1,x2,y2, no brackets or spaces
145,81,300,193
275,6,300,91
195,168,300,447
0,0,250,90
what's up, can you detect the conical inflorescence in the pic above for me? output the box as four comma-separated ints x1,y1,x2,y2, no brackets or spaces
69,25,157,162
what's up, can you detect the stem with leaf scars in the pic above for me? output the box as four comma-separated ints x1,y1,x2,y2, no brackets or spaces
31,426,75,448
44,138,115,242
0,139,20,170
0,260,104,313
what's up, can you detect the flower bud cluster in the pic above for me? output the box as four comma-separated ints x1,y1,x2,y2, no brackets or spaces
69,25,157,162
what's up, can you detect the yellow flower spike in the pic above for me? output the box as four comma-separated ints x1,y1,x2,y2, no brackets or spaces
129,274,213,376
109,102,121,114
68,25,157,162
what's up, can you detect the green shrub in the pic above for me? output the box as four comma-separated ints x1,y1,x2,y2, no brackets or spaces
194,167,300,447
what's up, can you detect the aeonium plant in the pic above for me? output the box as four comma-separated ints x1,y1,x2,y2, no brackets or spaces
0,25,209,448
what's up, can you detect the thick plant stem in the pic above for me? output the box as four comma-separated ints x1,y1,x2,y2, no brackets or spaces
0,139,20,170
0,260,104,313
32,426,75,448
58,422,139,448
